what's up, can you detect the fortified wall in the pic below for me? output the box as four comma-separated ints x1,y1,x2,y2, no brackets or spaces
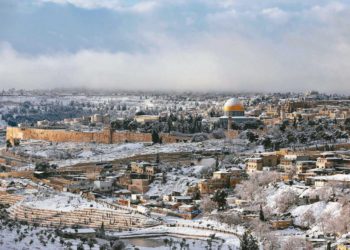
6,127,193,145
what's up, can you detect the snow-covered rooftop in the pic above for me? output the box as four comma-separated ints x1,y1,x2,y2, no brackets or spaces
312,174,350,182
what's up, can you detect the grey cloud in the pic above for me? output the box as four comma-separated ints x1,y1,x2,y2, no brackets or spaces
1,1,350,93
1,28,350,93
35,0,158,12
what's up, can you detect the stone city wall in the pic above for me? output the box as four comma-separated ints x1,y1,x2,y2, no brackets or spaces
0,171,33,179
6,127,151,144
6,127,195,144
6,127,239,145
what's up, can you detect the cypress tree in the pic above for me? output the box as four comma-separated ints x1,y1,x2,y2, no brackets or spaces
259,204,265,221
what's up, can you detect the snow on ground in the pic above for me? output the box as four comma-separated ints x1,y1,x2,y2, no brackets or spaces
179,158,216,176
197,158,216,168
0,119,7,129
272,228,305,237
0,227,64,250
109,225,240,250
181,165,208,176
291,201,341,228
123,236,225,250
0,178,45,193
11,138,251,168
146,172,199,196
12,163,36,171
263,182,343,229
264,182,306,212
311,174,350,182
0,225,101,250
1,177,40,187
167,216,246,236
20,191,113,212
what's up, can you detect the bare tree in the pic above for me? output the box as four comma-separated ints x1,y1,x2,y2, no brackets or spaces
325,204,350,234
263,233,281,250
282,237,306,250
215,213,242,228
250,219,270,240
275,190,298,213
315,186,333,201
235,171,280,202
261,206,274,221
235,180,257,201
200,198,217,214
255,171,280,186
250,219,280,250
301,208,316,228
286,166,297,180
318,211,332,233
198,166,215,178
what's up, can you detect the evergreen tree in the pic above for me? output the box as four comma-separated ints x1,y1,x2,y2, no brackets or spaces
111,240,125,250
215,156,220,171
279,123,286,132
6,140,12,148
240,231,258,250
100,222,105,236
293,117,297,128
345,118,350,131
152,130,160,144
167,119,173,132
35,162,51,172
246,131,258,143
87,239,95,249
156,153,160,164
262,137,272,149
259,204,265,221
212,189,227,210
191,186,201,200
161,172,167,184
13,139,20,146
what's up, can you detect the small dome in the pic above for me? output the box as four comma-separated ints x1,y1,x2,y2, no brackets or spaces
223,98,244,112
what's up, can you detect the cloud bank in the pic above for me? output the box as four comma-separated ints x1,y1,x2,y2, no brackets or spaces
1,31,350,93
36,0,158,13
1,0,350,93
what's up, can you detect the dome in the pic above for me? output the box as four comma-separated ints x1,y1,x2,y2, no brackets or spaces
223,98,244,112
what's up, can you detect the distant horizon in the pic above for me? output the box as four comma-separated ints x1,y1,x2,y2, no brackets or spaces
0,87,348,97
1,87,350,97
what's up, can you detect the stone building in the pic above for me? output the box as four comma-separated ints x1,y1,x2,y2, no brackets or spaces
246,158,263,173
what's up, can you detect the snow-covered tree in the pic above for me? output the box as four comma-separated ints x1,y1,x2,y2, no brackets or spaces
200,198,217,214
275,190,298,213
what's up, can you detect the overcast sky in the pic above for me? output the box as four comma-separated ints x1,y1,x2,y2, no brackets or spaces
1,0,350,93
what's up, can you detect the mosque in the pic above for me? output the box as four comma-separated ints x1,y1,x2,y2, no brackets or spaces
220,98,258,129
223,98,245,117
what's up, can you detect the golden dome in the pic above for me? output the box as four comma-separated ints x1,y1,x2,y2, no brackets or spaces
223,98,244,112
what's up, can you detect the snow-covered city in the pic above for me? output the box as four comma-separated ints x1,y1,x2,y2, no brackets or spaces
1,89,350,250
